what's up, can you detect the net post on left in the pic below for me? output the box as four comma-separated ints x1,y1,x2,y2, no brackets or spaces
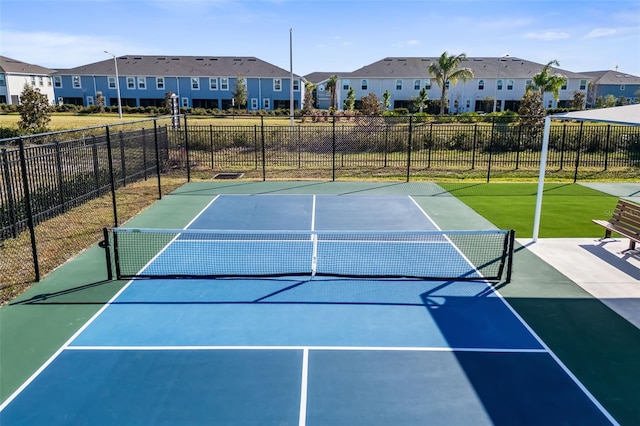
100,228,114,281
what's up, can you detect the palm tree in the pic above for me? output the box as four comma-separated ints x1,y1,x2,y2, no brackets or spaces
325,75,338,110
413,87,429,113
531,60,567,106
428,52,474,115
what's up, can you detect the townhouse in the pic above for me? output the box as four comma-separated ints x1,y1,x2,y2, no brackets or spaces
52,55,303,111
0,56,56,105
580,70,640,107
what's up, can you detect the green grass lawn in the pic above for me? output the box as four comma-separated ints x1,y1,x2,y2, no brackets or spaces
438,182,618,238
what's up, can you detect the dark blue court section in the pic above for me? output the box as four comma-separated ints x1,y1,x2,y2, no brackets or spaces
0,349,302,426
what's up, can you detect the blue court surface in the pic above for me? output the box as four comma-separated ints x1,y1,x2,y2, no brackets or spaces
0,195,616,425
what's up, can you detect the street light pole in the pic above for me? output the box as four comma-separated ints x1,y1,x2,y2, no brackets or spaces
493,54,509,113
104,51,123,119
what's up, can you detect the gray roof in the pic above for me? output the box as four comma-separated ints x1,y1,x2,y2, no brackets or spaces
345,56,589,80
0,55,54,75
303,72,349,84
579,70,640,85
55,55,300,78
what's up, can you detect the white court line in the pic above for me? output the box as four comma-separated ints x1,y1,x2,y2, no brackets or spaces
298,348,309,426
0,195,224,413
407,195,619,426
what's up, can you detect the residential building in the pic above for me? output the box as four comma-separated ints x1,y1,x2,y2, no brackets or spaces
330,56,590,113
580,70,640,106
0,55,55,105
304,72,350,110
52,55,302,111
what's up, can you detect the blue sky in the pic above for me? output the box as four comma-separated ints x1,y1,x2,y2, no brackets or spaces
1,0,639,76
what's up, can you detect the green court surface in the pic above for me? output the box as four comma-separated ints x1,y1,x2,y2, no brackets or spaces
1,181,639,424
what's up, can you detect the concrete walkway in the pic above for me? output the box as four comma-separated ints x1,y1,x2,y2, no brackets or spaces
520,237,640,329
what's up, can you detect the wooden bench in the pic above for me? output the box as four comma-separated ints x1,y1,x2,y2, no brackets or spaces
592,198,640,253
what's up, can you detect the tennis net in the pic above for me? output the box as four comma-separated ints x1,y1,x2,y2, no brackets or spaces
102,228,515,282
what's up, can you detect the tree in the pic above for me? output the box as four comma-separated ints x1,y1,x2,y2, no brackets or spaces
570,91,585,110
360,93,382,115
428,52,474,115
326,75,338,110
412,87,429,113
518,87,545,127
344,87,356,111
232,75,247,111
302,81,316,114
95,91,106,113
382,90,391,111
531,60,567,106
17,83,51,133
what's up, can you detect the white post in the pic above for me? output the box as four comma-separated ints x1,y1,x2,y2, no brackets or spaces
104,51,123,119
289,28,294,129
532,116,552,242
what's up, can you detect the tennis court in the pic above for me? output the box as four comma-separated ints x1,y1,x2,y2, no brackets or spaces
0,189,620,425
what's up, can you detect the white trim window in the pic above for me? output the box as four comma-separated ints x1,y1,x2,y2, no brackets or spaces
108,76,116,89
38,77,44,86
507,80,514,90
72,76,81,89
156,77,164,90
182,97,189,108
127,77,135,89
209,78,218,90
293,79,300,91
342,79,350,90
580,80,587,90
251,98,258,109
191,77,200,90
361,79,368,90
31,76,36,86
414,80,420,90
53,76,62,88
478,80,484,90
497,79,503,90
274,79,282,91
425,80,431,89
395,79,402,90
221,78,229,90
621,85,625,91
0,73,5,86
87,96,94,106
47,77,52,87
137,77,146,90
263,98,270,109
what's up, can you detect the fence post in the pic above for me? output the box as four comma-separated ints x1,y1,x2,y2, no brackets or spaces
105,126,119,227
332,116,336,181
254,125,258,170
573,121,584,183
183,115,191,182
406,115,413,182
153,119,162,200
261,116,266,181
17,137,40,281
604,124,611,171
209,124,215,171
471,124,477,169
487,117,495,182
2,148,18,238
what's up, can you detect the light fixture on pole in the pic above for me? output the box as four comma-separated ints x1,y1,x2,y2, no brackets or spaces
493,54,509,113
104,51,123,119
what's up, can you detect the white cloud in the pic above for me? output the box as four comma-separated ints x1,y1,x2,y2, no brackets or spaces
524,31,570,41
584,28,617,39
406,40,420,46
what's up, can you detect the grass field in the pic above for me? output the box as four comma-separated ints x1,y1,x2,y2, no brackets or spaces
439,182,618,238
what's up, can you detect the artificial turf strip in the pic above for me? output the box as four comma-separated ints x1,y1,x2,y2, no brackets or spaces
438,183,618,238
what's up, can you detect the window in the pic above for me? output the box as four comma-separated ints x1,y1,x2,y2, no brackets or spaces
395,80,402,90
361,79,368,90
561,82,567,90
87,96,94,106
342,79,350,90
620,85,625,91
38,77,44,86
137,77,146,89
274,79,282,91
209,78,218,90
478,80,484,90
547,100,553,108
72,76,81,88
127,77,135,89
425,80,431,89
191,78,199,90
263,98,270,109
507,80,514,90
414,80,420,90
182,97,189,108
221,78,229,90
580,80,587,90
31,76,36,86
0,73,7,86
156,77,164,90
293,79,300,91
53,76,62,87
47,77,52,87
108,77,116,89
466,99,471,109
497,79,503,90
251,98,258,109
526,80,533,90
